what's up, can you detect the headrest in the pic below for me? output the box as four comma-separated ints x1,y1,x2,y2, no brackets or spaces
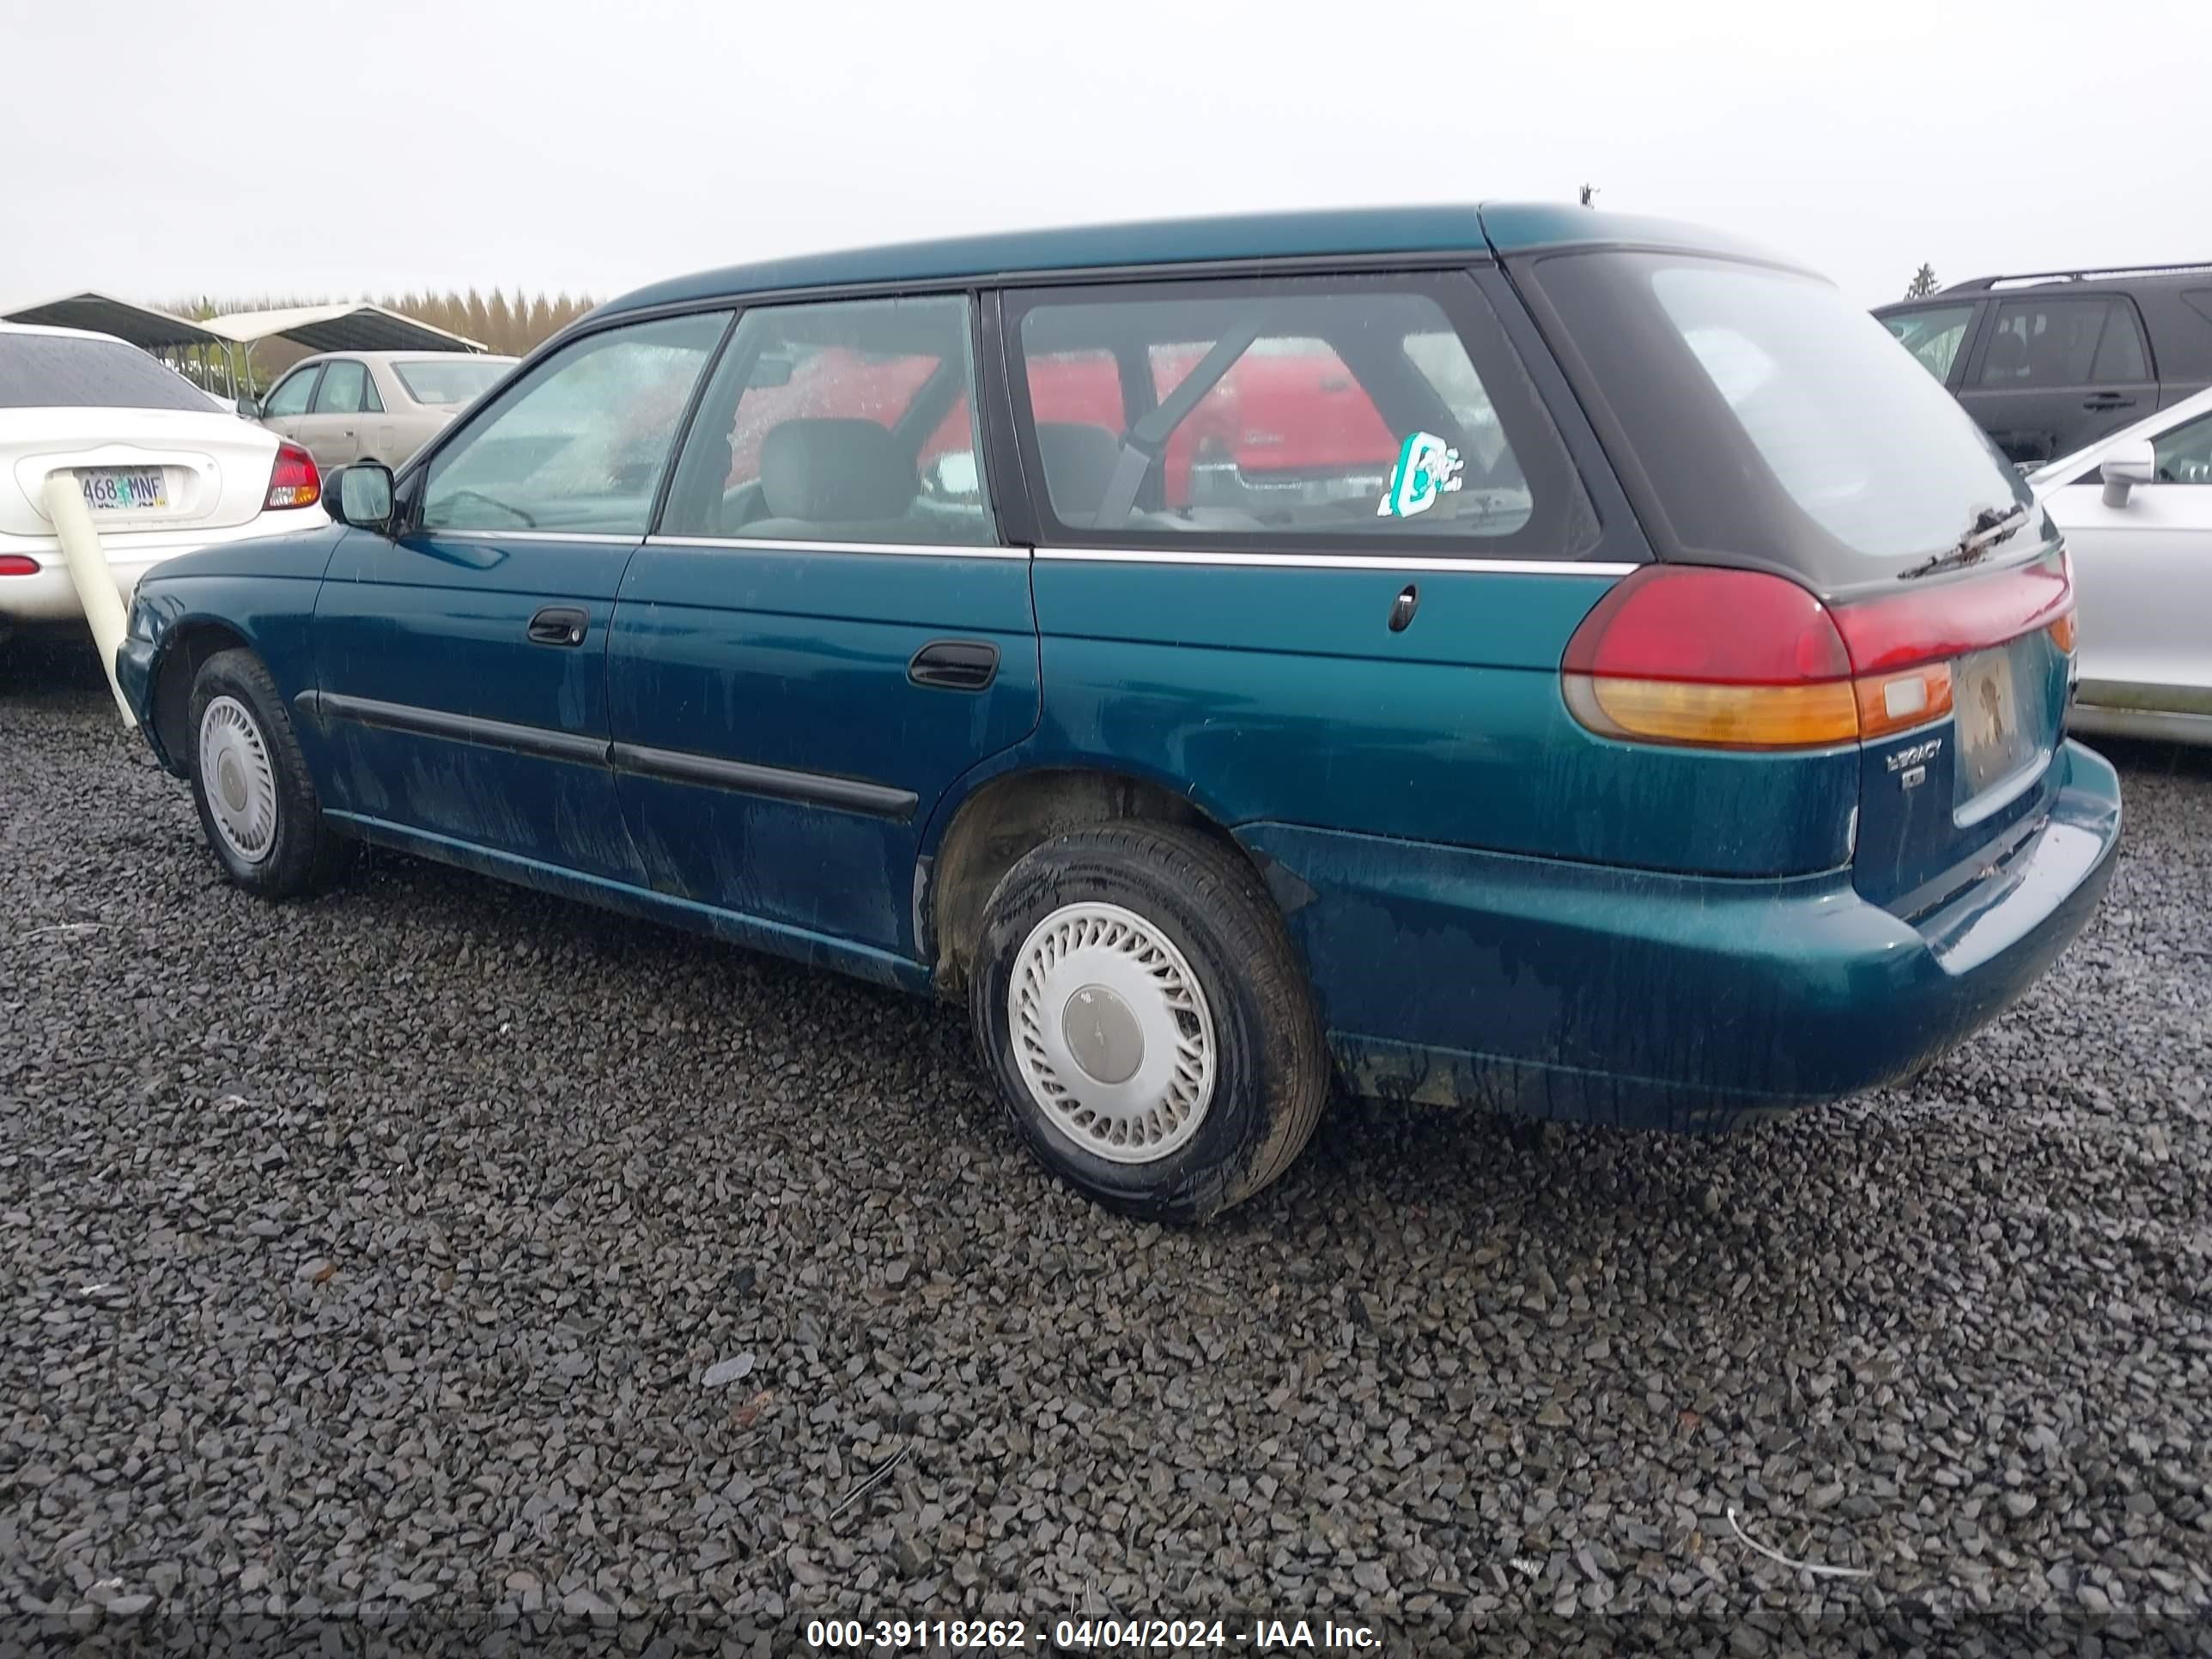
1984,331,2028,377
1035,422,1125,525
760,419,915,522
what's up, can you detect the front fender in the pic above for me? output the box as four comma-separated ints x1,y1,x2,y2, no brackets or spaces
121,525,349,775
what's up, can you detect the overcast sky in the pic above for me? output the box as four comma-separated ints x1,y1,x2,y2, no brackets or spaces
0,0,2197,314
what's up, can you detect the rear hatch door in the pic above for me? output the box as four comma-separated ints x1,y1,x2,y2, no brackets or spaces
1508,240,2077,908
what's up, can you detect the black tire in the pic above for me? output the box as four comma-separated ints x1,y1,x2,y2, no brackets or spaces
969,821,1328,1223
185,648,351,898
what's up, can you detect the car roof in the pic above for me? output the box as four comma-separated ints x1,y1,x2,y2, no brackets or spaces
0,318,133,347
283,349,520,368
593,203,1790,320
2032,380,2212,489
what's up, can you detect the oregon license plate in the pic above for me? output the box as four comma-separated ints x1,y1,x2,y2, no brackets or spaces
78,467,167,511
1954,642,2036,799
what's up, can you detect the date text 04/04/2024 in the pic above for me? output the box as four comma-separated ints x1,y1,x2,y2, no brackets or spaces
805,1617,1382,1650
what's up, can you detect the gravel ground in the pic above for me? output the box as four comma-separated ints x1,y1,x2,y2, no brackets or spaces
3,636,2208,1657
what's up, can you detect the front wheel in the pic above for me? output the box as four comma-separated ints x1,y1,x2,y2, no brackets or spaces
186,648,351,898
969,822,1328,1223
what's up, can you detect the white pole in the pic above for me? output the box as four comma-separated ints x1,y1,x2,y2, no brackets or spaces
41,472,139,728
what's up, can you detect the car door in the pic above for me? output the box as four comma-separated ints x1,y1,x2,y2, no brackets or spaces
309,311,730,882
295,357,368,468
2052,404,2212,712
257,362,319,442
606,292,1039,958
1960,295,2158,466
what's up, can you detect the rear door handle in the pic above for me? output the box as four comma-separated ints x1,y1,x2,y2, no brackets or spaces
2082,392,2135,410
528,605,589,647
908,639,999,690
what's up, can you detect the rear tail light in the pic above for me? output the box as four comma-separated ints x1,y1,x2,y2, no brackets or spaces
264,443,321,510
0,555,38,576
1564,557,2074,751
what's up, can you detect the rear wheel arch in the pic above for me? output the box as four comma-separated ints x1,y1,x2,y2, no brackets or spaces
150,621,253,775
922,764,1272,997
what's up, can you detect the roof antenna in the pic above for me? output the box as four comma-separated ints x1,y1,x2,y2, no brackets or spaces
1578,184,1599,208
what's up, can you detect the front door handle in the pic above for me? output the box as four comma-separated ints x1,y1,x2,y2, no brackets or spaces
908,639,998,690
528,605,589,647
2082,392,2135,410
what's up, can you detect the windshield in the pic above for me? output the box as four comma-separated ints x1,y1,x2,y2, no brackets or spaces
1523,251,2038,594
0,334,215,412
393,358,510,405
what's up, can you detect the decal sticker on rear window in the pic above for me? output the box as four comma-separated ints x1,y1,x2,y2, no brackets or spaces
1377,430,1463,519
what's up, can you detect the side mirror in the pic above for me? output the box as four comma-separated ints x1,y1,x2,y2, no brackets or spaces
2099,440,2155,509
333,462,396,531
235,396,260,419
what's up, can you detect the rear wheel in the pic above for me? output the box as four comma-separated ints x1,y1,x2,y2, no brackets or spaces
969,822,1328,1223
186,649,350,898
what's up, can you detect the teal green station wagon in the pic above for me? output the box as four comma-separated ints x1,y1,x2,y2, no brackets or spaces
117,204,2122,1220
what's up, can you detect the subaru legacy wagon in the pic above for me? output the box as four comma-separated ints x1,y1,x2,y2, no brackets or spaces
115,205,2122,1222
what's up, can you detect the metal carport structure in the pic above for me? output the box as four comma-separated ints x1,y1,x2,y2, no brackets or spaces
0,292,245,395
198,303,486,356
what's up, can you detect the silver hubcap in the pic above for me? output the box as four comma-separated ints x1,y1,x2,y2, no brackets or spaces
1010,902,1217,1164
198,696,277,864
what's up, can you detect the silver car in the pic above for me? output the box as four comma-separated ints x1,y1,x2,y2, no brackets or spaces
2033,383,2212,744
251,350,516,470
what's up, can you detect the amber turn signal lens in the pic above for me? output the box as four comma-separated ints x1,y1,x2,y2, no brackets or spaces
1565,673,1862,750
2048,611,2078,654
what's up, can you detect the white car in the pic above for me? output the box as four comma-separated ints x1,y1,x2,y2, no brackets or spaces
2033,384,2212,744
0,321,329,645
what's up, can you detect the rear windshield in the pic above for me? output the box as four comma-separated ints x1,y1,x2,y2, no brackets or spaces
0,334,214,412
393,358,508,405
1523,251,2039,594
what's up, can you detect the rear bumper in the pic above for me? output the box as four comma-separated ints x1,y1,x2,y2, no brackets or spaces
1242,739,2122,1131
0,514,325,623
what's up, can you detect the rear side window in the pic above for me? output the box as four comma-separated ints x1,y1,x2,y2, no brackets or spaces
1006,273,1595,557
1978,297,2147,387
1524,251,2034,593
659,294,994,546
312,359,368,413
0,334,214,411
420,313,726,536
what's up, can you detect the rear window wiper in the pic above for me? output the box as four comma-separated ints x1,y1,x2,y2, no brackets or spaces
1899,503,2029,580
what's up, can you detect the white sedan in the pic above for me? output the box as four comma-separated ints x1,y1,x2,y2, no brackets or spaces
0,321,329,645
2033,384,2212,744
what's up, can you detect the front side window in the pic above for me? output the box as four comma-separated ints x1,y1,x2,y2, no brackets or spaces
312,359,368,413
1881,303,1975,382
420,313,726,535
2154,410,2212,483
260,366,319,418
1009,274,1589,555
659,294,994,546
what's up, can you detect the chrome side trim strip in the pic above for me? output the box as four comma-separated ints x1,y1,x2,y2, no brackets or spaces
1033,547,1638,575
644,535,1029,560
416,530,643,544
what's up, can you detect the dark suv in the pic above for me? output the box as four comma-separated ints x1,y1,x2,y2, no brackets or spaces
1875,264,2212,467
